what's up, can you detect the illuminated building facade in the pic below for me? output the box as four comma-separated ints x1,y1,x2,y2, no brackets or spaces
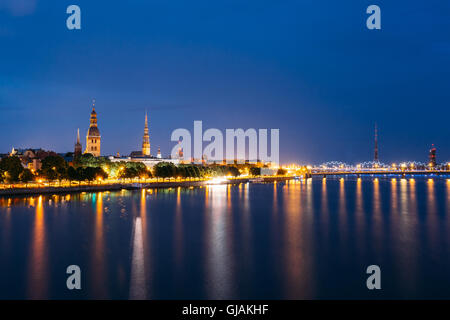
85,101,101,157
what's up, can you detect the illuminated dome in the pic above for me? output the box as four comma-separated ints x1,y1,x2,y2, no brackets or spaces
87,126,100,137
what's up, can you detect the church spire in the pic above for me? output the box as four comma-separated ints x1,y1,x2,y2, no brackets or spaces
74,128,82,157
142,110,151,156
145,110,148,128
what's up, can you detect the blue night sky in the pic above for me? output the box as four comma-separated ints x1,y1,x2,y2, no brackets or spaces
0,0,449,164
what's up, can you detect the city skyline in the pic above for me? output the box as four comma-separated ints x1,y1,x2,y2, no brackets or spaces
1,1,449,163
1,1,450,306
2,101,448,166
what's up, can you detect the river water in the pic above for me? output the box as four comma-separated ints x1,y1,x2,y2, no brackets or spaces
0,176,449,299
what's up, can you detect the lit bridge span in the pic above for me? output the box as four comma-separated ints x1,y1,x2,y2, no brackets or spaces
309,170,449,178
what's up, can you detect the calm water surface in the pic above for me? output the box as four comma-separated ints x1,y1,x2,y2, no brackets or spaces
0,176,449,299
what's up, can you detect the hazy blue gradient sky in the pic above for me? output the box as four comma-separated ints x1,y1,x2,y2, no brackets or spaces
0,0,449,164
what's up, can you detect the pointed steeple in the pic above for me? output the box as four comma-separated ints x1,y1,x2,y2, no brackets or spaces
74,128,82,157
142,110,151,156
145,110,148,129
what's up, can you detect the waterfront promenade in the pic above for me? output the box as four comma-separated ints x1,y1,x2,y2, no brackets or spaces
0,176,295,197
1,171,448,197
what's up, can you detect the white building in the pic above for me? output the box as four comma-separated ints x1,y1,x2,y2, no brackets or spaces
108,156,180,169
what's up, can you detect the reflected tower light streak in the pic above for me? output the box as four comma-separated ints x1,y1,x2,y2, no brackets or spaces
338,178,348,248
282,179,314,298
320,178,329,241
173,187,184,270
91,192,108,298
27,195,48,299
372,178,383,257
446,180,450,236
354,177,365,256
426,179,438,250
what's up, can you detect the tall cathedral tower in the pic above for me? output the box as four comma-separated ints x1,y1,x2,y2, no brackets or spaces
74,128,82,157
85,100,101,157
142,111,151,156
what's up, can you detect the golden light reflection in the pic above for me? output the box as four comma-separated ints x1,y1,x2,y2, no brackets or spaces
338,178,347,242
282,177,313,298
399,178,409,218
321,178,327,213
427,178,437,216
227,184,232,210
92,192,108,298
174,187,184,269
205,185,209,207
27,196,48,299
426,176,438,259
372,177,382,254
1,198,12,275
320,176,329,244
391,178,398,213
447,180,450,230
355,177,365,252
409,178,417,213
273,181,278,213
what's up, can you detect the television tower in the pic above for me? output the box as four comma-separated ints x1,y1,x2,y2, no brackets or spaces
374,123,379,162
429,144,437,167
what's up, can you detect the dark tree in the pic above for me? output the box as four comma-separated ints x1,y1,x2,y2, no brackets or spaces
0,156,24,183
41,155,67,171
41,155,68,182
82,166,107,182
154,162,177,178
67,166,78,183
19,169,35,185
119,167,139,180
226,166,240,177
249,167,261,176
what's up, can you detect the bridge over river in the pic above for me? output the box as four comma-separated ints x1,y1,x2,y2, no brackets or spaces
310,170,449,178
